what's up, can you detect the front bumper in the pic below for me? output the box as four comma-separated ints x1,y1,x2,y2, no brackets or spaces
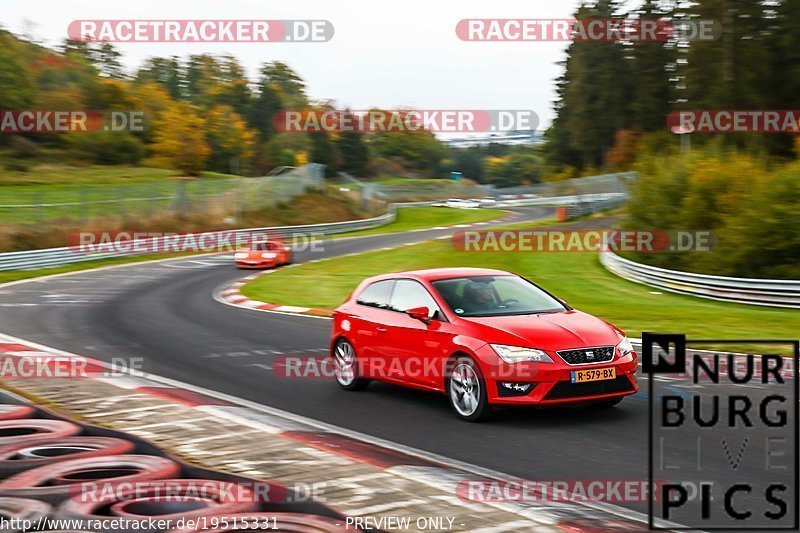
236,259,278,269
474,344,639,405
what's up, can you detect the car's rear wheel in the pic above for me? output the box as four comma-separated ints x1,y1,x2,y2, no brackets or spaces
447,356,492,422
333,339,369,391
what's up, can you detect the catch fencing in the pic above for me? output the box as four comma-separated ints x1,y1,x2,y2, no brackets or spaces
0,201,433,272
0,165,325,226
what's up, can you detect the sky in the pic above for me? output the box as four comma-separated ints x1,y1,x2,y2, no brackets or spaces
2,0,585,128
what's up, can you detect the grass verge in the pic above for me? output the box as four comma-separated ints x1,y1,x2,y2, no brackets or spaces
333,207,505,238
240,218,800,342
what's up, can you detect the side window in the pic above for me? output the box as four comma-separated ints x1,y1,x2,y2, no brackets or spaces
389,280,441,317
356,280,393,309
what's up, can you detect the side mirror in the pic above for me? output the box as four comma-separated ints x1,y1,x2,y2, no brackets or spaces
406,306,431,324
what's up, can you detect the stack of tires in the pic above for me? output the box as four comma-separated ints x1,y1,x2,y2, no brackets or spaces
0,404,350,532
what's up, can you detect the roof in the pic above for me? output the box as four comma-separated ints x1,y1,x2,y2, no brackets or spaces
366,267,512,283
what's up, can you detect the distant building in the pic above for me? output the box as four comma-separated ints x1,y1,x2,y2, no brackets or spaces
442,130,544,148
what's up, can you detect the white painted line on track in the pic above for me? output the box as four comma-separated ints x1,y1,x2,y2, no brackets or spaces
0,330,665,529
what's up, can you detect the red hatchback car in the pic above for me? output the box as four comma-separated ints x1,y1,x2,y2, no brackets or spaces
330,268,638,421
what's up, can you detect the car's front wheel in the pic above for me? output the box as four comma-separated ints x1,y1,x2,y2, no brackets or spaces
447,356,492,422
333,339,369,391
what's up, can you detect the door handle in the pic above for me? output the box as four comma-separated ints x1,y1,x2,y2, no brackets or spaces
376,327,388,333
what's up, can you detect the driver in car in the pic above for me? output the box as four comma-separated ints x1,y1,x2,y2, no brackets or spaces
462,282,498,314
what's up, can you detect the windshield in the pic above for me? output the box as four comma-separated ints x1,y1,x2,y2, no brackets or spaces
431,275,566,317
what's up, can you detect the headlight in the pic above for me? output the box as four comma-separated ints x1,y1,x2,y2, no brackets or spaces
491,344,553,364
234,252,248,259
618,337,634,355
261,252,277,259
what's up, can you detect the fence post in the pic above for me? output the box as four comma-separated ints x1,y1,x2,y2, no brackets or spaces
34,191,44,225
79,187,89,224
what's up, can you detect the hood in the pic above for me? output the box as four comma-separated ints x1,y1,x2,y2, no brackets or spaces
462,310,620,352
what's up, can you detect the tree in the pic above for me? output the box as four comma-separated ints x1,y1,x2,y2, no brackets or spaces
547,1,633,169
447,148,485,181
0,32,35,110
258,61,307,107
336,130,369,176
628,0,675,132
309,132,337,176
371,124,446,176
152,102,210,175
246,81,283,140
94,42,125,79
136,57,183,100
484,148,543,187
205,105,255,174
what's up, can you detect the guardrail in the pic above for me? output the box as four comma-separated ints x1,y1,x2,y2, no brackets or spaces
600,251,800,309
0,201,434,272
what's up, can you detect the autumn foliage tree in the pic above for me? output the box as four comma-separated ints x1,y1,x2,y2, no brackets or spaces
153,102,210,175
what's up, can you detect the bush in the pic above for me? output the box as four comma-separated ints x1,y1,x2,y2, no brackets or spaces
626,150,798,279
4,159,31,172
67,131,144,165
8,136,41,158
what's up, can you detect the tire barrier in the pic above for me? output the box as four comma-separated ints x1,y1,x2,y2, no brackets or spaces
0,405,36,421
0,436,135,477
0,497,52,533
0,396,349,528
0,420,82,447
0,454,180,503
58,479,260,532
169,512,349,532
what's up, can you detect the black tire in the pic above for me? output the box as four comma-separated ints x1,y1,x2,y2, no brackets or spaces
593,396,624,408
0,454,181,504
0,436,136,476
446,356,492,422
332,339,369,391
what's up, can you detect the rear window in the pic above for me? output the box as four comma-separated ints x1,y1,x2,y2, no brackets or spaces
356,280,393,309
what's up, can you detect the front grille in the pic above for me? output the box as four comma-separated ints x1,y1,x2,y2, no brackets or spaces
557,346,615,365
545,376,634,400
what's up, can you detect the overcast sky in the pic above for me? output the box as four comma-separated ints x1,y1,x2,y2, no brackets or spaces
2,0,585,128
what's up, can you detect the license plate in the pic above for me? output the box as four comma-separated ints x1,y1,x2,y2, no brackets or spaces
571,367,616,383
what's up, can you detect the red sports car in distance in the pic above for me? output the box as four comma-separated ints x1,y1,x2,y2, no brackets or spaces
330,268,638,421
234,239,292,269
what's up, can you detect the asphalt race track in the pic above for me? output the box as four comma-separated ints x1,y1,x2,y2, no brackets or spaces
0,206,790,520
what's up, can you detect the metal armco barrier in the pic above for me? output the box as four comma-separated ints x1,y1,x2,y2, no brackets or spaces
0,202,433,272
601,251,800,309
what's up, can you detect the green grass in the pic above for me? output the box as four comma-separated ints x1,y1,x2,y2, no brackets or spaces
0,162,248,223
241,223,800,342
0,162,242,186
333,207,506,238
